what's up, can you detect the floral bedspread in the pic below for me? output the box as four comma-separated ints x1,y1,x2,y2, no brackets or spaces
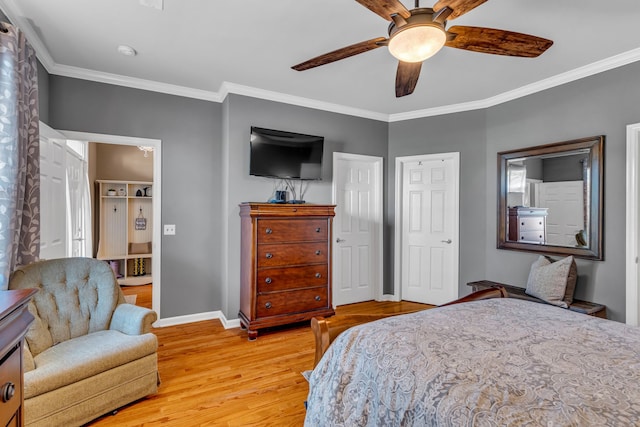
305,298,640,426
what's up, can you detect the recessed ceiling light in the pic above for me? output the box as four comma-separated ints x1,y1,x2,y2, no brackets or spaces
117,45,137,57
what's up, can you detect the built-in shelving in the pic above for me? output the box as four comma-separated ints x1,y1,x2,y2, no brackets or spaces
96,180,153,286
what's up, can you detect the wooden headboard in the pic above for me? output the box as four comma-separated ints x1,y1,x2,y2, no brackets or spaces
310,286,508,368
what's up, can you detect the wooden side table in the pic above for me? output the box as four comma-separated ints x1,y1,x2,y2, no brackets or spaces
0,288,37,427
467,280,607,319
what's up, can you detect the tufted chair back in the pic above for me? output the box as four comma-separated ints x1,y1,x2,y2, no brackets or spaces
8,257,126,357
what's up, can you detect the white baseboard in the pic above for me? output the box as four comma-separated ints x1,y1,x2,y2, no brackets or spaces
378,294,401,302
153,311,241,329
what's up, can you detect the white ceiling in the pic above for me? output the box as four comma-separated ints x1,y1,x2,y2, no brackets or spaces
3,0,640,121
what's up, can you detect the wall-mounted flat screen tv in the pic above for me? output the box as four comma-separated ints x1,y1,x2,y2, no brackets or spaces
249,126,324,180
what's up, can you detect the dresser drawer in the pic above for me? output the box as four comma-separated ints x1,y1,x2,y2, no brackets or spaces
258,264,328,292
258,242,328,267
0,346,22,427
517,230,545,243
518,216,545,232
257,219,328,243
256,287,329,318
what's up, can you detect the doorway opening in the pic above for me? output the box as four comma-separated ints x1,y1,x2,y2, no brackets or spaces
47,127,162,318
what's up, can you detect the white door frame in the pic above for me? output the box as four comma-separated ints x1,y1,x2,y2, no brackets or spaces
332,152,384,303
626,122,640,326
61,130,162,320
394,152,460,301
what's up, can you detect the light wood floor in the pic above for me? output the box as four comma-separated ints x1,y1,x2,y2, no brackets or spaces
90,288,432,426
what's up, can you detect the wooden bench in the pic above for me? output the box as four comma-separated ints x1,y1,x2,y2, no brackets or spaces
467,280,607,319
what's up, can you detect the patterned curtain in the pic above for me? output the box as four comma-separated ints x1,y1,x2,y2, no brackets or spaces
0,23,40,289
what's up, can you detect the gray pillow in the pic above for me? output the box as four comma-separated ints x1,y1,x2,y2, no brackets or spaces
525,256,575,308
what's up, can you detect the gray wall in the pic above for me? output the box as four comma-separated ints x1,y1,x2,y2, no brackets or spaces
542,154,585,182
48,76,223,318
483,61,640,322
44,58,639,322
388,110,488,295
222,94,389,317
389,61,640,322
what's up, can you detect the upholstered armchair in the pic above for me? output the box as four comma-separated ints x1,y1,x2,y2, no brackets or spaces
8,257,159,427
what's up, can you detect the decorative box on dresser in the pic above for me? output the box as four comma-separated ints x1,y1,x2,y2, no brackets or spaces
239,203,336,340
0,289,37,427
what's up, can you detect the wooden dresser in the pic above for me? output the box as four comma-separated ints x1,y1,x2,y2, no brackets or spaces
0,289,37,427
239,203,336,340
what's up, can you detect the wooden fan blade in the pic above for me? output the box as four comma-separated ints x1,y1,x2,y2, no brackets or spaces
396,61,422,97
433,0,489,20
292,37,388,71
355,0,411,21
446,26,553,57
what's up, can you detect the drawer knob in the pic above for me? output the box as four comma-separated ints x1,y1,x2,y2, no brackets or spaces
265,277,272,284
1,382,15,403
521,222,525,226
314,295,321,301
265,302,272,309
315,227,321,232
266,253,273,259
265,228,273,234
315,250,321,255
315,272,321,278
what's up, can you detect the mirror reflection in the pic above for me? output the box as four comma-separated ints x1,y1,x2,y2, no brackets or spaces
497,136,604,260
506,149,590,248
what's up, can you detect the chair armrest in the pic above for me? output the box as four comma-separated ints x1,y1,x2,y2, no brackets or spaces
110,303,157,335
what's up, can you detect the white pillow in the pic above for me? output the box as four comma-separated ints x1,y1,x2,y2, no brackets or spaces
525,256,572,308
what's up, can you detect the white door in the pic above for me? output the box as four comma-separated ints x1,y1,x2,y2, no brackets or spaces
332,153,383,306
537,181,584,246
39,125,67,260
395,153,459,305
65,143,91,257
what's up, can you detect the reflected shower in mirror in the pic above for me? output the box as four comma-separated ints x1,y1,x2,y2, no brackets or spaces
498,136,604,260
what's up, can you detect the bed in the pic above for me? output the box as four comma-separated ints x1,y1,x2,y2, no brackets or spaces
305,290,640,426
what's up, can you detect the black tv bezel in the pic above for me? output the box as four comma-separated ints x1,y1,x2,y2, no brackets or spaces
249,126,324,181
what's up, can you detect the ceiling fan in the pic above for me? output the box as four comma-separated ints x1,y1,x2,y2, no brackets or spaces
291,0,553,97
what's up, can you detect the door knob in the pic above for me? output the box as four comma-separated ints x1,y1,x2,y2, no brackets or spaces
336,238,346,243
441,239,452,244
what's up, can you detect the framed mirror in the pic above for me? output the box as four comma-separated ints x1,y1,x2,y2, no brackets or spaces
497,136,604,260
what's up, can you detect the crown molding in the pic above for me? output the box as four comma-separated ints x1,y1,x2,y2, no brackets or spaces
0,0,56,71
51,63,223,102
3,0,640,123
389,47,640,122
219,82,388,122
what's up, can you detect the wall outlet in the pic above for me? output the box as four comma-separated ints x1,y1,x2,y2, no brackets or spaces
164,224,176,235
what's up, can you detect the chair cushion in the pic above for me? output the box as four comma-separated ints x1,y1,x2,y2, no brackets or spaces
9,258,121,357
24,330,157,399
525,256,575,308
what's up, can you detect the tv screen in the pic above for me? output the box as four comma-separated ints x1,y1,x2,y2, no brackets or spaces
250,127,324,180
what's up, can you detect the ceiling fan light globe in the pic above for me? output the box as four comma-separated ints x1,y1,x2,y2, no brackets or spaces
388,25,446,63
